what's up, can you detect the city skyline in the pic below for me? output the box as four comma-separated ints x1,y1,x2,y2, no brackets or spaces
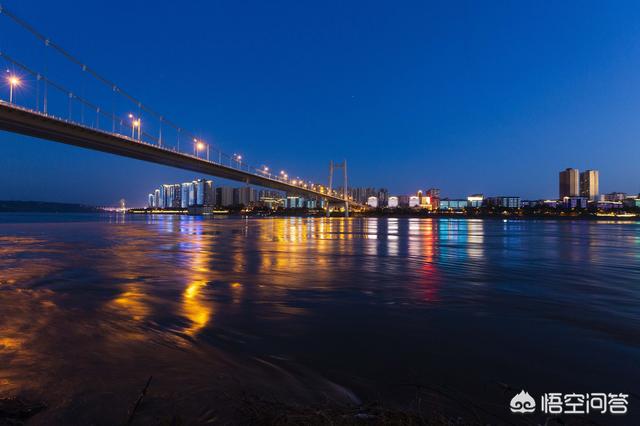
1,1,640,205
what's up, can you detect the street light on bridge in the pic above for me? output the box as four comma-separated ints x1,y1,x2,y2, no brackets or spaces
128,114,141,140
233,153,242,169
7,75,21,104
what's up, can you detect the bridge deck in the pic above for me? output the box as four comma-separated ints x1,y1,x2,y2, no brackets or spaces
0,102,358,206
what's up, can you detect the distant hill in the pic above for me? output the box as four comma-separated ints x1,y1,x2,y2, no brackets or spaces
0,200,102,213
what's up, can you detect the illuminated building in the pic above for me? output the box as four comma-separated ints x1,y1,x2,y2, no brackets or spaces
367,196,378,208
426,188,440,198
467,194,484,208
409,196,419,207
426,188,440,208
486,196,520,209
439,199,467,210
563,196,588,209
559,168,579,198
154,189,160,208
419,195,431,209
604,192,626,201
171,184,182,208
388,196,399,208
147,193,155,208
377,188,389,207
596,201,623,211
195,180,205,205
579,169,599,200
203,180,215,206
181,183,190,208
217,186,234,207
188,182,197,206
286,196,304,208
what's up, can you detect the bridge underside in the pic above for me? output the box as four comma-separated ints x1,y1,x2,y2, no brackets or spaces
0,103,359,207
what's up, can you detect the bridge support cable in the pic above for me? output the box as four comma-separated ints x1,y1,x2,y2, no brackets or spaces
0,4,359,205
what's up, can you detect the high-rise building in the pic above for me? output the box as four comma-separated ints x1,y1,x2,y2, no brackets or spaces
188,182,197,206
217,186,234,207
235,186,257,206
579,170,599,201
388,196,399,208
367,196,378,208
171,184,182,208
203,180,215,206
559,168,579,199
148,193,155,208
181,183,190,208
377,188,389,207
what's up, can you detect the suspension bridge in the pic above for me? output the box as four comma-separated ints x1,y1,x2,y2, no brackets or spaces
0,5,359,213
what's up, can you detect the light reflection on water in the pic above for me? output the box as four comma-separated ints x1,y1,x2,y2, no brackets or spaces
0,215,639,423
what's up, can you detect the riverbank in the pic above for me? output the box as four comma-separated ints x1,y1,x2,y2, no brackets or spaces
127,207,640,221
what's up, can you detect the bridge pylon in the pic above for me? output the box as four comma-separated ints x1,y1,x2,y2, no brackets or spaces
327,160,349,218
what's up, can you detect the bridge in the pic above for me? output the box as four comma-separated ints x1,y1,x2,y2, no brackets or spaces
0,5,360,213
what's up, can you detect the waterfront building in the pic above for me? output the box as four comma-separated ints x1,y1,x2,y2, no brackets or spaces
563,196,589,209
604,192,626,202
286,196,305,208
148,193,155,208
487,196,520,209
188,182,197,206
623,198,640,209
579,170,599,200
467,194,484,208
419,195,431,209
387,196,399,208
236,186,258,206
397,195,410,207
409,196,419,208
559,168,580,198
377,188,389,207
195,180,205,206
596,201,623,211
439,199,467,210
181,183,190,208
171,184,182,208
367,196,378,208
426,188,440,209
216,186,234,207
154,189,160,208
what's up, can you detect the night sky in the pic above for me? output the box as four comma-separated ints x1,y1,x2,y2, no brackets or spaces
1,0,640,206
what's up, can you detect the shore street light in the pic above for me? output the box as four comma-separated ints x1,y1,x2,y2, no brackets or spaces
7,75,20,104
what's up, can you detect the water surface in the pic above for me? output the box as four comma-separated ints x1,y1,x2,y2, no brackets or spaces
1,215,638,424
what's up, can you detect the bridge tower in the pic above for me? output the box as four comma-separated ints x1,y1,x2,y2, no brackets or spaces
327,160,349,217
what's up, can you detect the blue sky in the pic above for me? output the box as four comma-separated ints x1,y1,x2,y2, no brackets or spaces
1,0,640,206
